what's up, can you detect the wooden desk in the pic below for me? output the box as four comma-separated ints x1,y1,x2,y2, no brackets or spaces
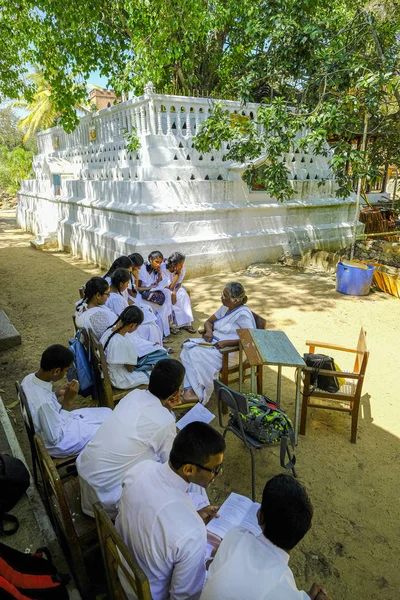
238,329,305,441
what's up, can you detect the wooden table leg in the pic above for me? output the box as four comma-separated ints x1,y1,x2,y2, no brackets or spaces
251,366,256,393
239,344,243,393
294,367,302,444
277,365,282,406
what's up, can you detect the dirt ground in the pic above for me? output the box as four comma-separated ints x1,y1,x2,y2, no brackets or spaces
1,210,399,600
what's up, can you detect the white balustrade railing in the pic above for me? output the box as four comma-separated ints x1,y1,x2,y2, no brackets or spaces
36,84,261,155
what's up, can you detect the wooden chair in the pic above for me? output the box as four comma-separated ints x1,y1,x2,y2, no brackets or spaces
34,434,98,596
88,329,146,410
93,502,152,600
15,381,77,485
300,328,369,444
214,379,296,501
219,311,266,414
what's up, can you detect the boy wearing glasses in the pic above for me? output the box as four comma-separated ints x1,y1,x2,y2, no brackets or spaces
116,421,225,600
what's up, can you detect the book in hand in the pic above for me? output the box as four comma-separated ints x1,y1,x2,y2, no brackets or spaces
206,492,261,541
176,403,215,430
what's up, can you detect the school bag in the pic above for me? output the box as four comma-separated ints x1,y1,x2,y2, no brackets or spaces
303,353,339,394
0,542,69,599
231,392,295,443
67,330,94,398
140,290,166,305
0,454,30,536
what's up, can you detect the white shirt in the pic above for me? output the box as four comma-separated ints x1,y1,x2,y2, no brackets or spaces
76,390,176,517
21,373,97,457
116,460,207,600
200,526,310,600
160,264,186,289
75,305,116,340
106,292,128,316
99,330,148,389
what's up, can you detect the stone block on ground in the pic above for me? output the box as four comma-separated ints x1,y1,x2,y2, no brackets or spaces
0,309,21,350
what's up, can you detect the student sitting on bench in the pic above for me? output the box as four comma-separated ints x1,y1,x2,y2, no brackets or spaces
22,345,111,458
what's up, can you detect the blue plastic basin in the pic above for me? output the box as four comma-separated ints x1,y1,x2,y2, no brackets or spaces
336,261,375,296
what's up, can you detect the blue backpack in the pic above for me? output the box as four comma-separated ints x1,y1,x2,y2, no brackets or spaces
67,330,94,398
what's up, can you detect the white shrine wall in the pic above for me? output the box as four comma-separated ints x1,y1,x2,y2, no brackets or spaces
17,87,362,276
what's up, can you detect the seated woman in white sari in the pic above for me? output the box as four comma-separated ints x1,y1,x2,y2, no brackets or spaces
138,250,176,336
75,278,116,341
161,252,196,334
181,282,256,405
100,306,149,389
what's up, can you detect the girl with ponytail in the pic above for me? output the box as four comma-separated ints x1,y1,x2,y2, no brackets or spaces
100,307,149,389
105,268,132,316
75,277,116,340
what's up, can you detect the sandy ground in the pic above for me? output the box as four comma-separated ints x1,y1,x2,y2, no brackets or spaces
1,210,399,600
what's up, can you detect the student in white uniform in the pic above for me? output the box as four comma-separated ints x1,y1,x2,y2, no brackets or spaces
138,250,176,336
200,474,331,600
103,255,133,288
75,277,116,341
77,359,185,518
162,252,196,333
105,267,131,316
116,421,226,600
22,345,111,458
104,254,165,345
99,306,149,389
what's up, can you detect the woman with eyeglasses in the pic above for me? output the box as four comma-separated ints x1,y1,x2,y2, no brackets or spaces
75,277,117,340
180,282,256,405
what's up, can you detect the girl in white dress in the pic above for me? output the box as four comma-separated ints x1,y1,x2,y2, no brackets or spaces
105,267,131,316
103,258,164,345
75,278,116,341
138,251,176,337
162,252,195,333
180,282,256,405
100,307,149,389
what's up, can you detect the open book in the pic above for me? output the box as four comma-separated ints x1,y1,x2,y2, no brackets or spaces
207,492,261,541
176,403,215,430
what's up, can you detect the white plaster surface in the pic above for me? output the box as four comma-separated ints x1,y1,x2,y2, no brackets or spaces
17,90,362,275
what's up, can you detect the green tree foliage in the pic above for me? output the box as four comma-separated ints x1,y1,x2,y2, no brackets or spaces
0,146,34,195
0,0,399,198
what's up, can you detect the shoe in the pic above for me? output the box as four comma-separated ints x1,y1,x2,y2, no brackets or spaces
181,325,196,334
169,324,180,335
166,347,175,354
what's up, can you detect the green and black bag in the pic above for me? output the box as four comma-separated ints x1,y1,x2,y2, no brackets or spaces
230,393,296,469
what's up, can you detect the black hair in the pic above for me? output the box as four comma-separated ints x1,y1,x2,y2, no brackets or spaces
40,344,74,371
104,256,133,279
77,277,109,308
148,359,185,400
169,422,226,470
111,268,131,295
166,252,185,269
128,253,144,268
146,250,164,274
103,305,144,351
260,474,313,550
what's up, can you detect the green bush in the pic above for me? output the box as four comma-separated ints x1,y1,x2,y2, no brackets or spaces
0,145,33,195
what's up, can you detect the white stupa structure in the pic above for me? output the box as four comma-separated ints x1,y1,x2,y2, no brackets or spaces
17,82,361,275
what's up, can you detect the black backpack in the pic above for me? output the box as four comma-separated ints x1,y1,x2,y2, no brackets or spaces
0,542,69,599
0,454,30,536
303,353,339,394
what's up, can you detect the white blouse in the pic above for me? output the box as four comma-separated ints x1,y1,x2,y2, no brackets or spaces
100,331,148,389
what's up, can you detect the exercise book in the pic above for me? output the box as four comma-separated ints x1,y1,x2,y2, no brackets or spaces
176,403,215,430
206,492,261,541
